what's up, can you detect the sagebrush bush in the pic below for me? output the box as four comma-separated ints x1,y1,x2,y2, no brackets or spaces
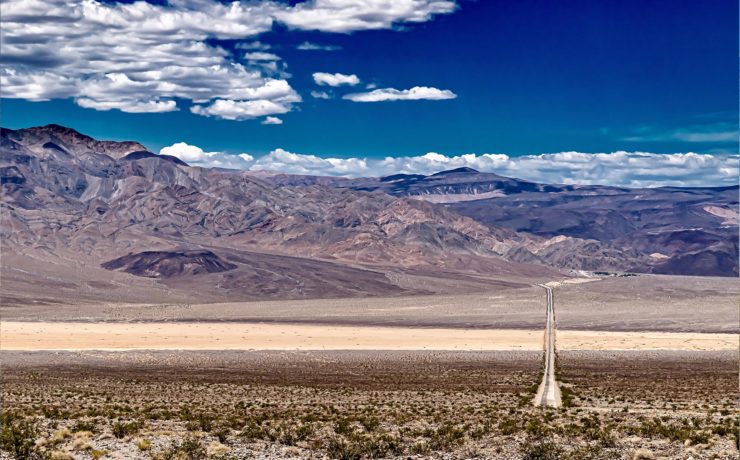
0,412,39,460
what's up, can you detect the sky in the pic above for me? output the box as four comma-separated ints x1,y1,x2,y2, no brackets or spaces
1,0,738,186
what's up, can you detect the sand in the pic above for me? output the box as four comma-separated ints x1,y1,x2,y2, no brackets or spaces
0,321,542,351
557,330,738,351
1,321,735,352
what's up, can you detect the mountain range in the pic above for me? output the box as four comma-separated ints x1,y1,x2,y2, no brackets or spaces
1,125,736,305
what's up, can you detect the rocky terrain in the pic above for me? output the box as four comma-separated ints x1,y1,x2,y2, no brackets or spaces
0,124,554,304
1,350,736,460
1,124,736,306
261,167,739,276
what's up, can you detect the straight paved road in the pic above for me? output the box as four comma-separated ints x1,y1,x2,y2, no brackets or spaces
534,284,561,407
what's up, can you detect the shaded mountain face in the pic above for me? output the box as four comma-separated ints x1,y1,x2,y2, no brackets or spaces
256,168,738,277
446,182,738,277
1,125,558,304
1,123,735,301
262,167,567,201
1,125,148,160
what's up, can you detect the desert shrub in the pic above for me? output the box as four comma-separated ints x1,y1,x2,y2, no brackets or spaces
325,432,403,460
0,413,39,460
499,417,520,435
71,420,97,433
525,418,549,438
239,421,268,441
626,418,710,444
212,425,230,444
577,415,615,447
426,422,466,450
155,437,206,460
325,436,365,460
358,416,380,433
560,387,575,408
520,436,564,460
565,444,619,460
410,440,430,455
276,421,314,446
181,437,206,459
469,420,494,439
185,413,213,432
111,420,142,438
333,418,355,437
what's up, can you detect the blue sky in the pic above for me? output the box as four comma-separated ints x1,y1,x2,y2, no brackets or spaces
1,0,738,184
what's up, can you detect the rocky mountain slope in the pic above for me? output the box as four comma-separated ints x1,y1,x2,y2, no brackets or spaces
258,168,738,276
1,124,735,309
1,125,559,304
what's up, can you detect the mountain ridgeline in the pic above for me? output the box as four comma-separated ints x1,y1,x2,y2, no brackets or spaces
1,125,736,304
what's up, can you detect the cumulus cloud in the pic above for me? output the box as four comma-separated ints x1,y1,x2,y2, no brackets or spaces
236,41,272,50
297,42,342,51
310,90,332,99
157,144,740,187
343,86,457,102
312,72,360,86
275,0,457,33
191,99,293,121
159,142,254,169
0,0,293,119
251,149,370,175
262,116,284,125
245,52,281,61
1,0,456,119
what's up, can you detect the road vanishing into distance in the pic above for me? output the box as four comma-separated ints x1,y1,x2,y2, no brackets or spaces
534,284,562,408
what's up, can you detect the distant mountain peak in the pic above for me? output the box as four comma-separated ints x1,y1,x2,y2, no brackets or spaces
431,167,480,176
27,124,93,140
3,123,149,160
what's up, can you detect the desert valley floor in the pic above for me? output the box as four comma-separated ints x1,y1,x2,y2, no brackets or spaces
1,273,738,460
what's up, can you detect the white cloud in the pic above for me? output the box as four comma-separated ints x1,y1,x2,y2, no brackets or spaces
275,0,457,33
312,72,360,87
245,52,281,61
236,41,272,50
160,143,211,163
159,142,254,169
344,86,457,102
310,90,332,99
0,0,290,119
262,116,284,125
76,97,177,114
297,41,342,51
154,144,740,188
1,0,455,119
191,99,293,121
251,149,370,176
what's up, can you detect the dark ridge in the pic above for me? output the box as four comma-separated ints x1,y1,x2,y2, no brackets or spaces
102,250,237,278
121,150,188,166
42,142,68,153
380,173,426,182
34,124,94,141
652,250,739,277
431,167,480,176
0,127,17,137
